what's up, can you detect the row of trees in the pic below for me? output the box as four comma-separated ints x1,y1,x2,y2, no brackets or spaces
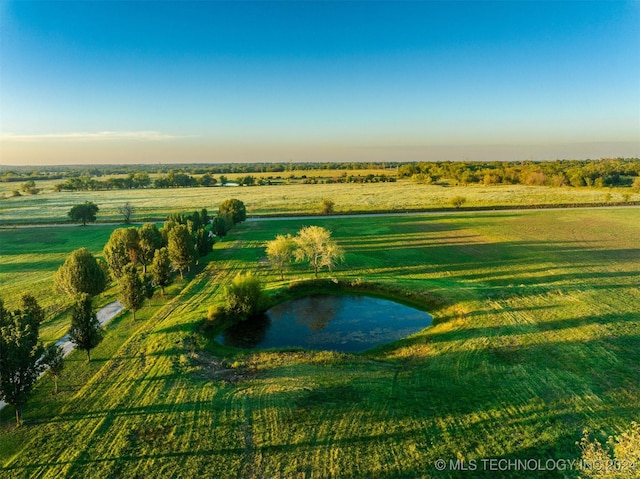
101,199,246,318
398,158,640,188
3,161,395,183
17,158,635,193
53,171,400,191
1,199,248,426
54,173,152,191
55,172,254,191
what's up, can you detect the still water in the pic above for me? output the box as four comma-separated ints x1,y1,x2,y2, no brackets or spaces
217,295,432,353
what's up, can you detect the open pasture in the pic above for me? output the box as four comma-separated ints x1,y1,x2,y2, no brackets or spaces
1,181,638,225
0,208,639,478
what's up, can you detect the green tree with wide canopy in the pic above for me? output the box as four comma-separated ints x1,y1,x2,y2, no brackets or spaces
294,226,344,279
68,201,99,226
54,248,107,297
218,198,246,225
103,227,140,279
265,234,296,280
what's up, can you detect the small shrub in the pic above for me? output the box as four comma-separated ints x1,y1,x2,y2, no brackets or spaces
450,196,467,208
321,198,335,215
223,273,266,321
578,421,640,478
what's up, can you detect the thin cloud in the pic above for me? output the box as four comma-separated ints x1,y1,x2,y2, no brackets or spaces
0,131,185,142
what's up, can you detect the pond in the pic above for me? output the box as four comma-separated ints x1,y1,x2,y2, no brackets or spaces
217,294,433,353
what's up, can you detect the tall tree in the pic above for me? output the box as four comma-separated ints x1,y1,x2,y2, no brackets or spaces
212,214,231,237
138,223,163,273
68,201,99,226
68,293,103,362
294,226,344,279
151,247,172,295
119,264,145,320
195,227,214,258
0,298,45,426
54,248,107,297
41,344,65,394
103,227,140,278
265,234,296,280
21,294,45,326
200,208,210,226
218,198,246,225
167,224,195,279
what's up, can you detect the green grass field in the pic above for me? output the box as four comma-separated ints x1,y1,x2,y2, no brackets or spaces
1,181,638,224
0,208,639,478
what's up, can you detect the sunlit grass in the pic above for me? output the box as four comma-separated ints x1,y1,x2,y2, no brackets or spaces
0,208,639,478
1,181,638,224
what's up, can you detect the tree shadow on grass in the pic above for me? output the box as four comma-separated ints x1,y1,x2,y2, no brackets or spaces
149,322,197,336
401,312,639,347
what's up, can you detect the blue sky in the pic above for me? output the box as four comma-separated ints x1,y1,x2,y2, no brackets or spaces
1,0,638,165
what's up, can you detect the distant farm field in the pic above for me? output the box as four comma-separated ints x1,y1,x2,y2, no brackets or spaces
0,208,639,478
1,181,638,224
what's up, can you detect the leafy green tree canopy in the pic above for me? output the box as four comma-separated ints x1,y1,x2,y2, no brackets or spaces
68,293,103,362
119,264,145,320
21,294,45,326
68,201,99,226
103,227,140,278
265,234,296,280
139,223,163,273
0,297,45,425
54,248,107,297
167,224,195,279
151,247,172,295
41,344,65,395
294,226,344,279
223,273,265,321
218,198,246,225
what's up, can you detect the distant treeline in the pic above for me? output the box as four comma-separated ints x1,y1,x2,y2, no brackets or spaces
1,159,638,191
399,158,640,188
0,162,400,182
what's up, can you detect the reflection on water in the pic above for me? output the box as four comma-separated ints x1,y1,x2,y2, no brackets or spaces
221,314,270,349
217,295,432,353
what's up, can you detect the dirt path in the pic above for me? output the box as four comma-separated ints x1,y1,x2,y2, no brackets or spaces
0,301,124,410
